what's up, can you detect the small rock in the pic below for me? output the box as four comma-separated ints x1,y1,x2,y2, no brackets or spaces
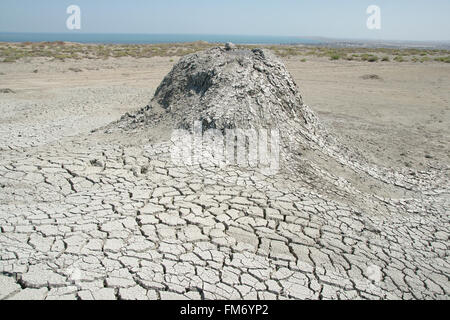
0,88,15,94
360,74,382,80
89,159,104,167
225,42,236,50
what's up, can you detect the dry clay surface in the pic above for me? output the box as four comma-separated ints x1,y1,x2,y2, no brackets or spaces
0,52,449,300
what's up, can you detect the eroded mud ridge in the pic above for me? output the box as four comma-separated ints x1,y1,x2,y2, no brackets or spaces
0,47,449,300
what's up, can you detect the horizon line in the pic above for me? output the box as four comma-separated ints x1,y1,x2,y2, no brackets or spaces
0,31,449,44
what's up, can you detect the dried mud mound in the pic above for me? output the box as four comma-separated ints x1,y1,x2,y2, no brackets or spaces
116,46,447,194
118,47,325,145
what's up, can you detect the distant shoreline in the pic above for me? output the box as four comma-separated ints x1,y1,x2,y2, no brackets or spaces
1,41,449,64
0,32,320,46
1,32,449,49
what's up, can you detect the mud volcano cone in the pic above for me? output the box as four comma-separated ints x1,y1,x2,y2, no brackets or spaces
119,45,327,152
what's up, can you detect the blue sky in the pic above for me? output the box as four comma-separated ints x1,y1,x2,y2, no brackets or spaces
0,0,449,41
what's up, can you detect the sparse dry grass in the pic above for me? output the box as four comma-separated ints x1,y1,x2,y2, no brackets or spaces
267,45,450,63
1,41,449,64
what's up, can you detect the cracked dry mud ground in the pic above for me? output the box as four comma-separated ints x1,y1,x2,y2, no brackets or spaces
0,51,449,300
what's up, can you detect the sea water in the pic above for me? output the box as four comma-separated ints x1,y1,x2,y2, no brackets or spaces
0,32,320,45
